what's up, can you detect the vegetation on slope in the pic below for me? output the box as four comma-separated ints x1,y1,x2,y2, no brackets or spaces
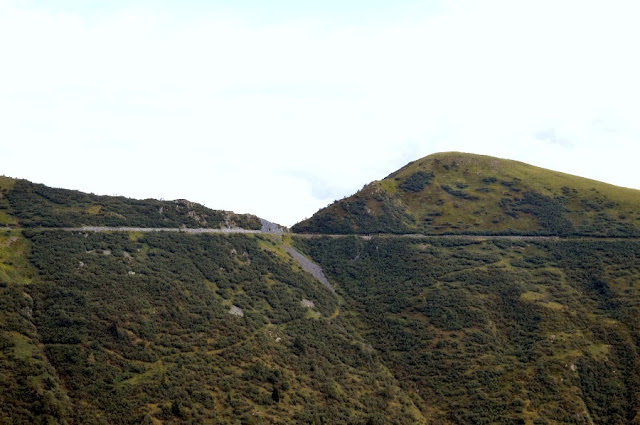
6,225,640,424
0,229,73,422
3,156,640,424
3,230,422,424
0,178,261,229
294,236,640,423
292,152,640,236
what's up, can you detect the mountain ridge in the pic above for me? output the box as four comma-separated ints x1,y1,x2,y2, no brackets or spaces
4,152,640,236
0,176,264,231
292,152,640,236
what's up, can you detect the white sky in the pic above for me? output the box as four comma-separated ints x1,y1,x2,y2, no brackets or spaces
1,0,639,226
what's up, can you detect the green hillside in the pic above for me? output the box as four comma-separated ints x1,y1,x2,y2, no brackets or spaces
292,152,640,236
2,158,640,424
1,229,421,424
294,236,640,424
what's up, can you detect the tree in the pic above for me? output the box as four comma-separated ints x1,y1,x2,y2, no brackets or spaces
271,387,280,403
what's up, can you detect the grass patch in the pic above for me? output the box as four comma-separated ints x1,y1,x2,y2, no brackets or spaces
9,332,37,360
120,360,166,387
0,211,17,226
520,291,544,302
87,205,102,215
0,232,34,285
304,309,322,320
540,301,566,310
0,176,16,192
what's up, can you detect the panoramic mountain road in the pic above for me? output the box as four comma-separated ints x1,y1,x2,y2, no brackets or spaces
26,226,638,242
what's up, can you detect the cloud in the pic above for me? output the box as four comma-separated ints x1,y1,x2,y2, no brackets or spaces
534,129,574,148
284,170,346,201
591,118,620,134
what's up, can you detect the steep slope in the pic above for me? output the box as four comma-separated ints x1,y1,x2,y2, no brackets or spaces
295,236,640,423
0,228,74,421
292,152,640,236
0,176,261,230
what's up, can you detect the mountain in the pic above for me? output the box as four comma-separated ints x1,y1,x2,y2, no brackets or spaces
1,155,640,424
292,152,640,236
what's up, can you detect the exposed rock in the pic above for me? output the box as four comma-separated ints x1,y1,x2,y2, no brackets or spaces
285,247,335,293
229,305,244,317
21,306,33,318
260,218,286,234
301,299,315,308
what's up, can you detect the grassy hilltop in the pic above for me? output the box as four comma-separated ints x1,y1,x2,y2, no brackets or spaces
293,152,640,236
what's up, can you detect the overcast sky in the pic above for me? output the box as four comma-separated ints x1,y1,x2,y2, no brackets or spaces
1,0,639,226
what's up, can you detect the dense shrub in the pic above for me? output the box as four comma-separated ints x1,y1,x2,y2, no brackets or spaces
399,171,435,192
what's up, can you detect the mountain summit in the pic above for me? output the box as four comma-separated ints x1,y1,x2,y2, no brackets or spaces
293,152,640,236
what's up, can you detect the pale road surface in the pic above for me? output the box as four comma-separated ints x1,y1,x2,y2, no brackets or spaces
41,227,638,242
55,217,285,235
58,226,264,234
13,225,640,295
